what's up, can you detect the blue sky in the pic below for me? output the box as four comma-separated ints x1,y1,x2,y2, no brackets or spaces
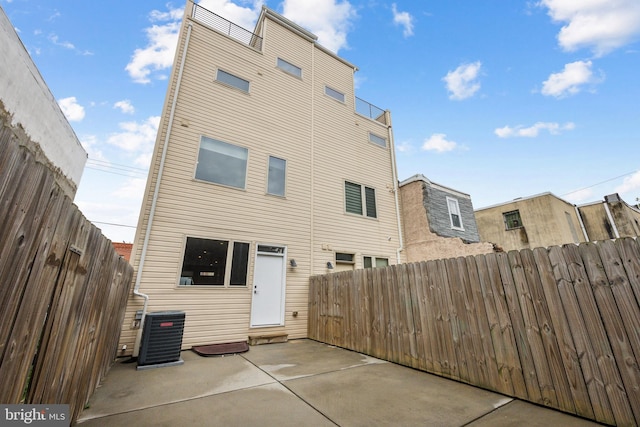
2,0,639,243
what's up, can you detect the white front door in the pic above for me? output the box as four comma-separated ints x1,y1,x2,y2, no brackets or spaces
250,245,286,327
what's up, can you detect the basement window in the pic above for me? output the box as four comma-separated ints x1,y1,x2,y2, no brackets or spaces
180,237,250,287
364,256,389,269
503,210,523,230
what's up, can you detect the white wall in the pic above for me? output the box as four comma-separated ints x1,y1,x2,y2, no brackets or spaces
0,6,86,196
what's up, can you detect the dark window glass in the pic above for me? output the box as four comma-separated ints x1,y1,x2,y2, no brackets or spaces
230,242,250,286
181,237,228,285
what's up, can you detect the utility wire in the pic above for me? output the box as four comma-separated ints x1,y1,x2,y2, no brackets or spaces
561,169,638,197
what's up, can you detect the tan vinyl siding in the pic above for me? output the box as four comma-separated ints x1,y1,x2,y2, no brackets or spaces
119,4,401,352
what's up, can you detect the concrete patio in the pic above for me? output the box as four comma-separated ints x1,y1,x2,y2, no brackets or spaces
77,339,601,426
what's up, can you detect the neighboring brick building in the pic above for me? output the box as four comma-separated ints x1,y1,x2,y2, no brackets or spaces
399,174,494,262
112,242,133,262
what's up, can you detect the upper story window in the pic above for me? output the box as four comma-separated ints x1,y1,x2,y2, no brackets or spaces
276,57,302,78
215,69,250,92
195,136,248,189
345,181,377,218
446,197,464,230
179,237,250,287
504,210,522,230
267,156,286,197
369,132,387,148
325,85,345,103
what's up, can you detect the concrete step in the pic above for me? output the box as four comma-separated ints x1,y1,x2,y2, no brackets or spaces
248,333,288,346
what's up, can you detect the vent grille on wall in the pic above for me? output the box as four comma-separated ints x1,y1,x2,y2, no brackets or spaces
137,311,186,370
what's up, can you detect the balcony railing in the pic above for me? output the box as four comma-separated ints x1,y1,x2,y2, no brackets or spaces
356,97,387,125
192,3,263,51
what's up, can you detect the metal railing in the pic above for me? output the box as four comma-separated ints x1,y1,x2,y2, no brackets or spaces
192,3,263,51
356,97,387,125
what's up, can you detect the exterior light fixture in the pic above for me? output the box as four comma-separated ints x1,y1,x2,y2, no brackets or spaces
289,259,297,267
326,262,334,269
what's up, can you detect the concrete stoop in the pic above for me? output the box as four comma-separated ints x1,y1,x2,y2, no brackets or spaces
248,333,288,345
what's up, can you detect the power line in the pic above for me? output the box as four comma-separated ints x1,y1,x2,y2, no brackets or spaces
92,220,137,229
561,169,638,197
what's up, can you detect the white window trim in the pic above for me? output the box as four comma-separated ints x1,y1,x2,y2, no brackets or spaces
177,236,252,288
266,155,287,197
325,85,345,103
194,135,249,190
344,181,377,219
368,132,387,148
363,255,389,269
276,57,302,78
446,196,464,231
215,68,250,93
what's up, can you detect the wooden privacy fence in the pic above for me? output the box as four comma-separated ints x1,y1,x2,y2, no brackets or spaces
0,123,134,423
309,239,640,426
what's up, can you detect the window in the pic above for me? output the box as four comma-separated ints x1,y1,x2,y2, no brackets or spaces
364,256,389,268
345,181,377,218
336,253,355,263
325,85,345,103
446,197,464,230
277,57,302,78
267,156,286,196
369,132,387,148
504,210,522,230
215,69,250,92
195,136,248,189
180,237,250,286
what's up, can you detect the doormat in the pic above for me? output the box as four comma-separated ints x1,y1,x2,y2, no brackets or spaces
192,341,249,356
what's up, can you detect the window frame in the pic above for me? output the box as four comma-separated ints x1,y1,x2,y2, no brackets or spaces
178,237,251,287
363,256,389,269
324,85,345,103
503,210,523,230
368,132,387,148
344,181,377,219
266,155,287,197
194,136,248,189
276,57,302,78
446,196,464,231
215,68,250,93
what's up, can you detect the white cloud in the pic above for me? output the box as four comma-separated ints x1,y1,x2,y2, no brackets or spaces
125,5,184,84
615,170,640,195
48,33,74,50
395,140,413,153
443,61,482,100
58,96,85,122
281,0,356,53
392,3,414,37
541,60,602,98
198,0,263,31
114,100,135,114
106,116,160,166
494,121,575,138
422,133,457,152
115,177,148,200
564,188,594,204
539,0,640,56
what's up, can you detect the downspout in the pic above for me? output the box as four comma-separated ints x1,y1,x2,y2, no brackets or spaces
133,22,193,357
603,201,620,238
386,112,404,263
574,205,589,242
